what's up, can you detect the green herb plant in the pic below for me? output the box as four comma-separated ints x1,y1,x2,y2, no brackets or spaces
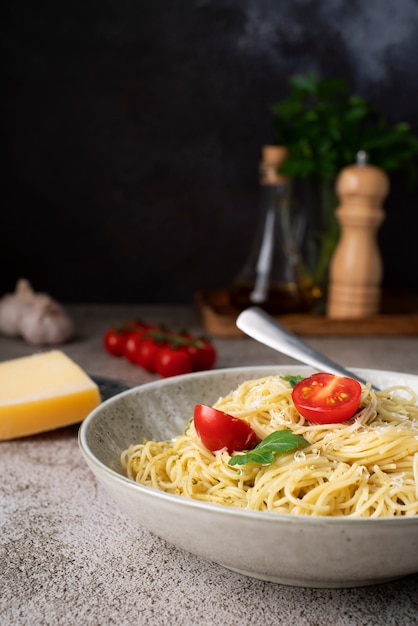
272,72,418,182
271,73,418,293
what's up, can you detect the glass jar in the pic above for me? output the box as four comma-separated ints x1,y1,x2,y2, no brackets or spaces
229,146,314,315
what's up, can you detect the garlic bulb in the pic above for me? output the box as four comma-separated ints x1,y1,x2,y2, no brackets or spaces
0,279,75,345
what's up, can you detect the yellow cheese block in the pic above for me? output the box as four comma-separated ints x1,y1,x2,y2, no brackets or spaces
0,350,102,440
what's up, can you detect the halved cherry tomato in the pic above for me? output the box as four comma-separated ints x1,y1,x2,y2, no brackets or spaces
292,372,362,424
194,404,257,453
155,345,194,378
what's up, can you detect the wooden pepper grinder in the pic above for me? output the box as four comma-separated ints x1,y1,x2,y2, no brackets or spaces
327,151,389,319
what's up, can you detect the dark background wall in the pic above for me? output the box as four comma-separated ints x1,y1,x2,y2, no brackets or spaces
2,0,418,304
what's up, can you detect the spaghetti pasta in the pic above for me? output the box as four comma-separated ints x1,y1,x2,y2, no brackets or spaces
121,375,418,517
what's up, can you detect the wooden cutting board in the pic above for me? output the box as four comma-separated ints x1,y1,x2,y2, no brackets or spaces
195,289,418,337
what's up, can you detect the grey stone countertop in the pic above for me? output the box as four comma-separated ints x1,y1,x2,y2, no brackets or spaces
1,304,418,626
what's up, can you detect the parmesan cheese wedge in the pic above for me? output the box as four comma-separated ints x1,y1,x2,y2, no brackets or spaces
0,350,101,440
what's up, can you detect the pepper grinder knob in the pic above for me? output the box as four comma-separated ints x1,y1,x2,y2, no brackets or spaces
326,152,389,319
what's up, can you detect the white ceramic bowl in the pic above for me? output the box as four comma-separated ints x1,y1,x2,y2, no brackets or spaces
79,365,418,588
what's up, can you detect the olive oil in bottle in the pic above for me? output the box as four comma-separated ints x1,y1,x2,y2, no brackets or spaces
229,146,313,315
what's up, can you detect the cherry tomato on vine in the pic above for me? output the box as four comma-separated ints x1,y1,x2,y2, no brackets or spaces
186,338,217,371
123,330,148,363
124,319,148,331
194,404,257,453
135,336,165,373
155,345,194,378
103,327,131,357
291,372,362,424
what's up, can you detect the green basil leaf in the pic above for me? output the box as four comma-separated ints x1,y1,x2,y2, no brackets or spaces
228,429,309,467
282,375,304,388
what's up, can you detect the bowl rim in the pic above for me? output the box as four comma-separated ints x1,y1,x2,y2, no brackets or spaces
78,364,418,527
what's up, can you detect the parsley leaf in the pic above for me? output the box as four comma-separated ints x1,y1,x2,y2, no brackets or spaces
228,429,309,467
282,375,304,388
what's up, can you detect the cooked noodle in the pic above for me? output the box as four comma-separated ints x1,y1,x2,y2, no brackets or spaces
121,375,418,517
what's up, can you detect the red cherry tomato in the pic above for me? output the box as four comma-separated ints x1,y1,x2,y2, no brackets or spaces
123,330,148,363
135,337,165,373
103,318,217,378
292,373,362,424
194,404,257,453
186,338,217,371
124,319,148,331
103,327,131,357
155,346,194,378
